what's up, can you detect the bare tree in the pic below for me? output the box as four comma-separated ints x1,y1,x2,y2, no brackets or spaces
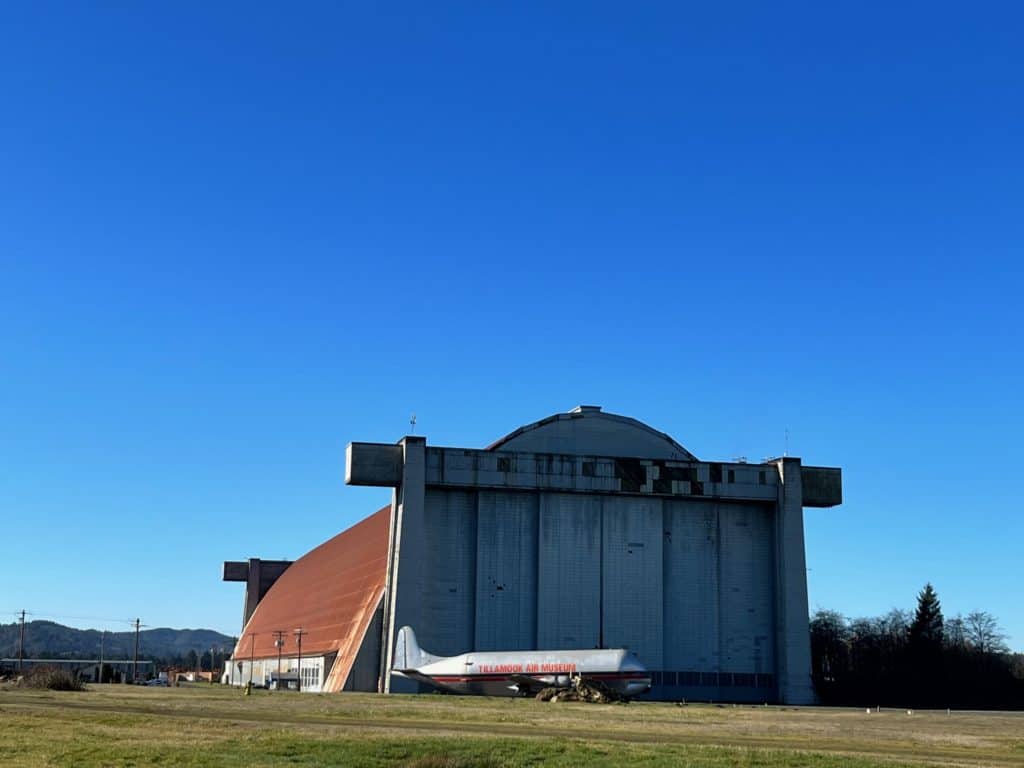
964,610,1009,654
945,614,967,650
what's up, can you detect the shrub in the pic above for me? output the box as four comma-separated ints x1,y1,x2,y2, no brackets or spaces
19,667,87,691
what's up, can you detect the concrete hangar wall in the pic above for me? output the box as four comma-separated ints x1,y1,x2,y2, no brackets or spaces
348,405,842,704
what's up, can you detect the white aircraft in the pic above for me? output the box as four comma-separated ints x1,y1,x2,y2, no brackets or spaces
391,625,652,698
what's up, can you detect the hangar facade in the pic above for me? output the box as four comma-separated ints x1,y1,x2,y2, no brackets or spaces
227,406,841,703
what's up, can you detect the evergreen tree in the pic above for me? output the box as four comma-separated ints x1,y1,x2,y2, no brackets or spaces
910,582,944,647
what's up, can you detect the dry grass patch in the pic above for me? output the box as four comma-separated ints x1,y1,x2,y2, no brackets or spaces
1,685,1022,767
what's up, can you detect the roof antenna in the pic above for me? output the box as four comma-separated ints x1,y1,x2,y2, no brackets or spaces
410,412,417,435
784,428,789,457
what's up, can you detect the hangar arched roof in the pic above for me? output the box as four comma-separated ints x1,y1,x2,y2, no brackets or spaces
233,505,390,692
488,405,696,460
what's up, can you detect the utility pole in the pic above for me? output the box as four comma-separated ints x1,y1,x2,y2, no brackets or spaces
248,633,256,687
18,610,26,673
210,646,215,684
294,627,306,693
273,630,285,689
99,630,105,684
132,619,141,682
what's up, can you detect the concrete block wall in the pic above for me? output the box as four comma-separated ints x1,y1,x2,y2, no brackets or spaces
537,493,602,649
422,489,476,655
663,500,720,672
718,503,774,676
362,431,831,701
399,488,779,701
475,491,538,651
601,496,664,669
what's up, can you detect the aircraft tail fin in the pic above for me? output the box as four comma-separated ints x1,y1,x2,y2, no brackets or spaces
393,625,441,670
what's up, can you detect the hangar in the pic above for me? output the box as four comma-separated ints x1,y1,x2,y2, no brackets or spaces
225,406,841,703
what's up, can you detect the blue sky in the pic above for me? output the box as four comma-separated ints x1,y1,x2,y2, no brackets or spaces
1,3,1021,650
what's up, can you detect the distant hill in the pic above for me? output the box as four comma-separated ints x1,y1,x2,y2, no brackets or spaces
0,620,235,661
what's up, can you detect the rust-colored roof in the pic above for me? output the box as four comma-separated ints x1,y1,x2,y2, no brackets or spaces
233,505,390,692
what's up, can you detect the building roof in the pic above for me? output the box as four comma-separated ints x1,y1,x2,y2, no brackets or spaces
233,505,390,692
487,405,696,460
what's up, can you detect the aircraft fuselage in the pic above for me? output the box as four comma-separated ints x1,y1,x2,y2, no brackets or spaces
396,646,652,698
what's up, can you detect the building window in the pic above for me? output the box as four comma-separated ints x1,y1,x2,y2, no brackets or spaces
758,470,766,485
727,469,735,483
300,666,318,689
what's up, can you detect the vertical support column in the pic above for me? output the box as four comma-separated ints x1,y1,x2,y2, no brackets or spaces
244,559,262,629
378,486,400,693
237,559,293,631
381,436,426,694
774,458,815,704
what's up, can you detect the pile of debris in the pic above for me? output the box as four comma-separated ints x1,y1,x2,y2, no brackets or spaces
535,674,628,704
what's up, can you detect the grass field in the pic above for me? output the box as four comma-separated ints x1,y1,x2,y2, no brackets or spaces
1,684,1022,767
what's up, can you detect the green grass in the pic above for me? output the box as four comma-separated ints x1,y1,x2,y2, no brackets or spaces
1,684,1022,767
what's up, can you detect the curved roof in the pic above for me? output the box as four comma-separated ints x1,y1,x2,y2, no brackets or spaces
488,405,696,460
233,505,390,692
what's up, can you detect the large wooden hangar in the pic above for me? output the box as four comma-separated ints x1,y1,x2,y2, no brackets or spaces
224,406,841,703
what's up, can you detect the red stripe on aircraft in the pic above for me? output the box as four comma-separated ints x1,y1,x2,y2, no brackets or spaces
430,672,650,684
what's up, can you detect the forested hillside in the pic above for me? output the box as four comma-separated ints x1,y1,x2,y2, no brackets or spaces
0,620,234,663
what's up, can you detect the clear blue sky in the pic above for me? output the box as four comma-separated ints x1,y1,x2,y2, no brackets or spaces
1,3,1021,650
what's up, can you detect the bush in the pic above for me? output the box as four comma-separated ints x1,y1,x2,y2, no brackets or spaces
19,667,87,691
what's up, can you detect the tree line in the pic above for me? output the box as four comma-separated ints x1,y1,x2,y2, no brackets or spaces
810,584,1024,709
0,621,234,661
